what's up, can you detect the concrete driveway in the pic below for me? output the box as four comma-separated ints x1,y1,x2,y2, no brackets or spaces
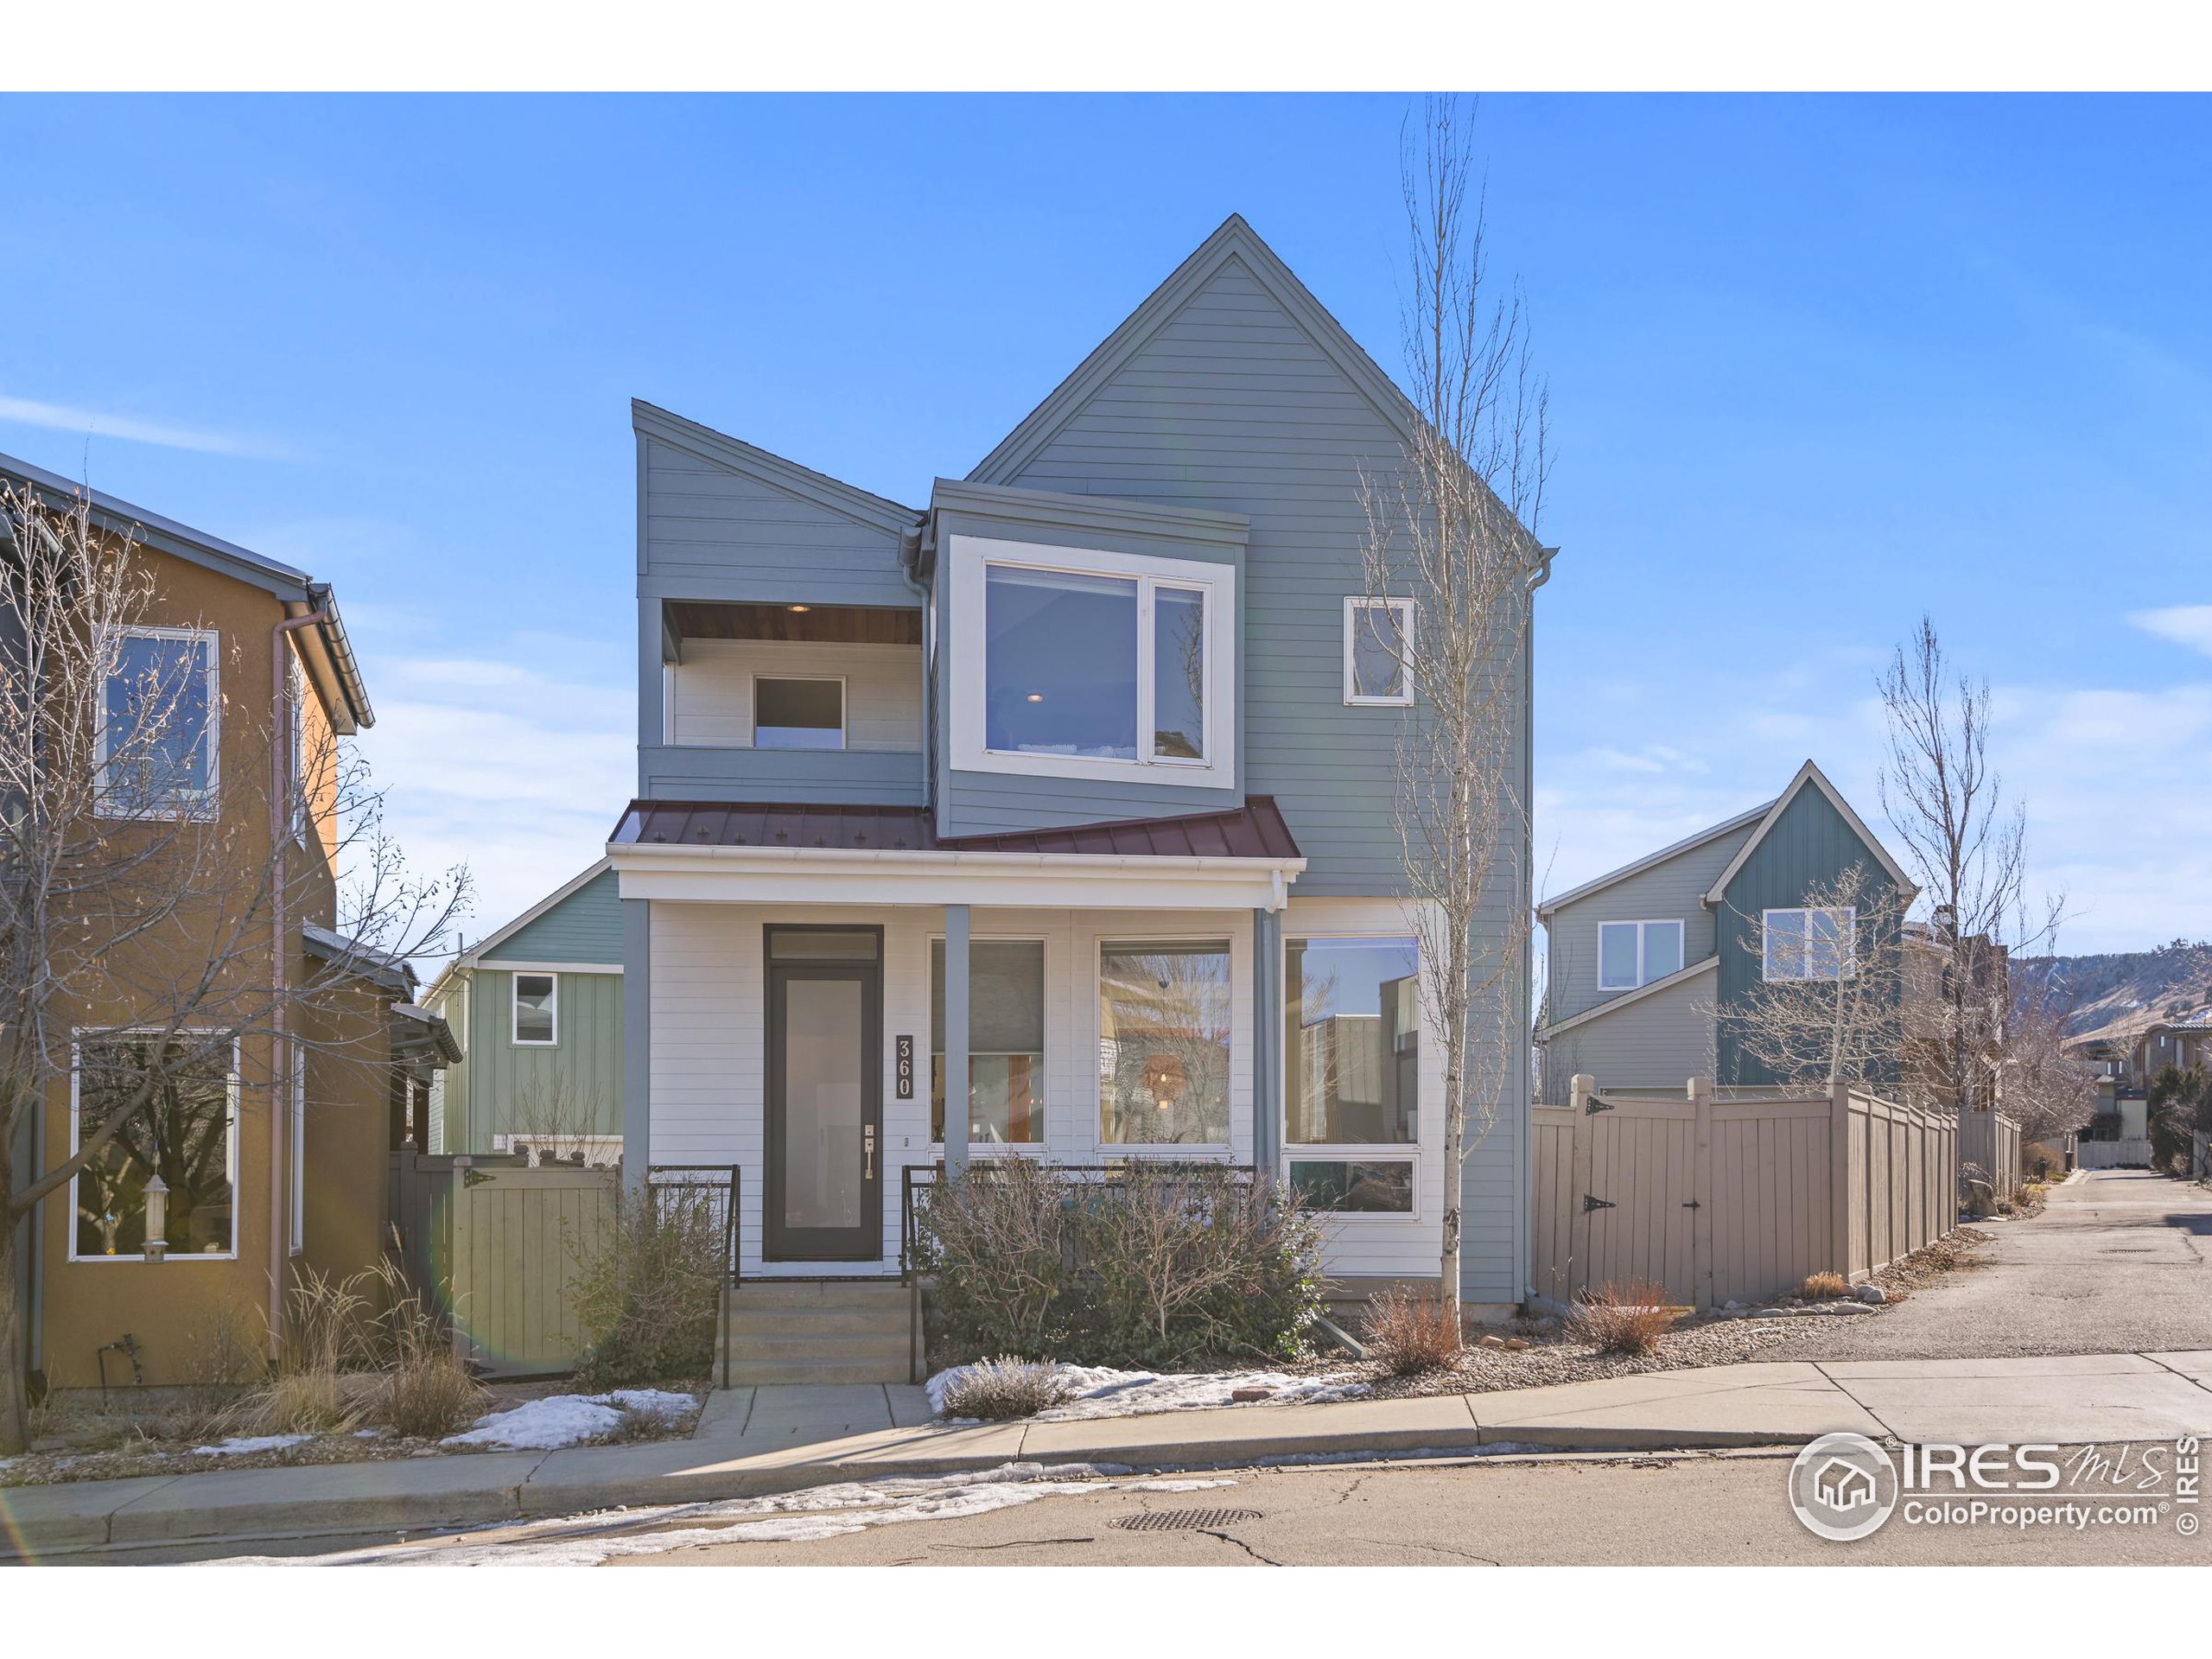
1788,1169,2212,1362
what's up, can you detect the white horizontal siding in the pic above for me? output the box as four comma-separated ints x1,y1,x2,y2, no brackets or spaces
669,639,923,753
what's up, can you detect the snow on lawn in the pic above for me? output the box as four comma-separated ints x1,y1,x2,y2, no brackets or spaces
926,1363,1368,1421
221,1463,1242,1567
192,1433,315,1456
442,1389,698,1452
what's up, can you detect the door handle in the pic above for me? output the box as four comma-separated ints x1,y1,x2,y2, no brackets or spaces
863,1125,876,1179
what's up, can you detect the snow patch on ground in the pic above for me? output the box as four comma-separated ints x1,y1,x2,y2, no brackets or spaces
442,1389,698,1452
192,1433,314,1456
927,1362,1367,1421
221,1461,1217,1567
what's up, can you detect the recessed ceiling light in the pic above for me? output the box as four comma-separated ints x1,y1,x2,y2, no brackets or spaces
788,604,810,613
1026,693,1044,702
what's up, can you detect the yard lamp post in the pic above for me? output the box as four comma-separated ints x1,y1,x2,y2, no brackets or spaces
141,1174,169,1262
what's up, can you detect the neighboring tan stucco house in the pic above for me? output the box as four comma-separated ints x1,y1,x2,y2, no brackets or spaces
423,861,625,1161
611,215,1548,1322
1535,760,1916,1099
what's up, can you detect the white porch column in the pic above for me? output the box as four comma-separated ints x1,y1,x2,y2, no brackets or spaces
944,902,970,1176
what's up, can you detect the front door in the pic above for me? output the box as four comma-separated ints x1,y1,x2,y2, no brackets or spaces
765,927,883,1262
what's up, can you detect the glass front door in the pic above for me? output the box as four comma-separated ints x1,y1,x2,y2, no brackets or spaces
765,930,882,1261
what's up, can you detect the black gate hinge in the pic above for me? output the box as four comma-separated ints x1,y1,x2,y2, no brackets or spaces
1580,1193,1616,1213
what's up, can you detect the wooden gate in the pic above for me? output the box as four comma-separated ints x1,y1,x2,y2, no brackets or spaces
447,1160,620,1376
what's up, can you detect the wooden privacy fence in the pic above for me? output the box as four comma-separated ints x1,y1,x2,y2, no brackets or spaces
1532,1077,1960,1311
1958,1107,2024,1187
446,1160,620,1377
2077,1139,2155,1170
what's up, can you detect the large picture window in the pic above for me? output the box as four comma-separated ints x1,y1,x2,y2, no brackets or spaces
1763,906,1855,982
1598,919,1685,990
931,938,1046,1145
1098,940,1231,1147
1287,937,1419,1146
71,1035,238,1260
99,627,220,818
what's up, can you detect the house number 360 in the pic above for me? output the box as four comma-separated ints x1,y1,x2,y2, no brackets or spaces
895,1035,914,1099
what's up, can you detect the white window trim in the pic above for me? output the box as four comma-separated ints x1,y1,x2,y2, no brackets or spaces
95,625,222,822
67,1030,242,1263
1286,1154,1424,1220
289,1046,306,1255
925,932,1049,1151
1761,906,1858,983
1283,930,1423,1219
947,533,1236,789
1599,918,1686,991
512,971,559,1046
1094,936,1236,1156
1342,597,1415,707
749,672,848,752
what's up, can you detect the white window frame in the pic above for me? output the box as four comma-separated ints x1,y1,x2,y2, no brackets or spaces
289,1045,307,1255
95,625,222,822
1283,931,1423,1222
512,971,560,1046
67,1030,241,1262
1342,597,1415,707
1598,919,1686,991
926,932,1049,1152
947,534,1236,789
1094,935,1236,1156
749,673,848,752
1762,906,1858,982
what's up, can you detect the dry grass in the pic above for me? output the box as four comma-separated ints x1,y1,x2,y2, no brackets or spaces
1567,1279,1684,1357
363,1256,486,1438
939,1357,1073,1421
1360,1287,1464,1376
1798,1271,1851,1301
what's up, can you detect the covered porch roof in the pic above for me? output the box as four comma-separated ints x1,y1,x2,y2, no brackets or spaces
607,797,1306,910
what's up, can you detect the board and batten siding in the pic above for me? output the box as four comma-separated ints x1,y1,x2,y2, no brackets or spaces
447,969,625,1150
1714,785,1907,1089
669,639,923,753
1544,821,1757,1027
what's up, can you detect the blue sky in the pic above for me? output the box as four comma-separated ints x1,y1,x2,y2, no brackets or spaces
2,93,2207,951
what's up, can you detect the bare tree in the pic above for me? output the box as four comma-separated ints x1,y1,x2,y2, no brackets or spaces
1878,616,2059,1122
1722,863,1915,1094
1360,99,1552,1327
0,483,467,1452
1997,968,2097,1149
508,1073,618,1166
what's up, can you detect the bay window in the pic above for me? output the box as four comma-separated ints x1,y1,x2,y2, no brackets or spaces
1286,936,1419,1215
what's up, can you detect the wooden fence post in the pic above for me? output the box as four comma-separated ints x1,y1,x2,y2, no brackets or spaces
449,1155,474,1366
1689,1076,1714,1311
1567,1074,1596,1302
1829,1081,1853,1281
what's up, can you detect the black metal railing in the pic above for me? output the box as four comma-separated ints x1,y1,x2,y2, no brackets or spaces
648,1163,741,1286
900,1160,1260,1285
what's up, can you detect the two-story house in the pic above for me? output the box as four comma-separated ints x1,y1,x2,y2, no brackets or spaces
607,216,1542,1364
1536,760,1916,1099
3,453,451,1395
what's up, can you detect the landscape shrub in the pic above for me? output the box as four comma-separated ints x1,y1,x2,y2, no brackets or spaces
365,1257,486,1438
248,1268,373,1434
938,1357,1073,1421
569,1183,725,1389
1797,1271,1849,1301
1359,1286,1462,1376
918,1161,1325,1370
1567,1278,1682,1357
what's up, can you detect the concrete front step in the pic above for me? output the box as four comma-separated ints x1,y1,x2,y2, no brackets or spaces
718,1277,915,1386
726,1307,906,1338
728,1278,910,1308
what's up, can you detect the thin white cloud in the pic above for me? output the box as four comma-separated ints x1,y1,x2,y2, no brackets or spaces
2130,606,2212,659
0,391,279,458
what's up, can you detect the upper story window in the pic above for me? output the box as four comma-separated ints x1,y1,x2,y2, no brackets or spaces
99,627,219,819
1599,919,1684,990
1763,906,1855,982
949,536,1236,789
1344,598,1414,706
753,676,845,750
512,973,558,1045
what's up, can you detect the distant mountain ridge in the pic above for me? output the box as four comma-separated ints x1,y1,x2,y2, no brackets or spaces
2016,940,2212,1038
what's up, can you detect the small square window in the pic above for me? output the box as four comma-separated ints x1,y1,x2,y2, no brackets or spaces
753,677,845,750
1344,599,1413,705
513,973,558,1045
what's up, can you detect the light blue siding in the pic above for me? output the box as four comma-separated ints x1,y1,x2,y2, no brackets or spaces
481,868,625,966
1542,967,1718,1098
1543,821,1758,1027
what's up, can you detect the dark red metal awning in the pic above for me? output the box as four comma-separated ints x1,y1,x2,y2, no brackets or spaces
611,796,1302,861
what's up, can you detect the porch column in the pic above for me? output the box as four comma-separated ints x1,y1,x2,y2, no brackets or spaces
944,903,970,1177
621,896,651,1194
1252,906,1284,1176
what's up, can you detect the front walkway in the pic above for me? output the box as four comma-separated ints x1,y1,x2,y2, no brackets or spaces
10,1351,2212,1560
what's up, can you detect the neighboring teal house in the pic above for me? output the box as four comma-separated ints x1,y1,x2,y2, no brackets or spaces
424,861,625,1160
1535,760,1916,1098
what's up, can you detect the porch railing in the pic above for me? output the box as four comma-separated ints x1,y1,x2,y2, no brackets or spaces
647,1163,741,1286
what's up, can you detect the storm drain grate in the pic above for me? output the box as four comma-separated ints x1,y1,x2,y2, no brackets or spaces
1112,1508,1262,1532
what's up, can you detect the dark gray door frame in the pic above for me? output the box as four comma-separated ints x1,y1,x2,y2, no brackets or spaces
763,926,883,1262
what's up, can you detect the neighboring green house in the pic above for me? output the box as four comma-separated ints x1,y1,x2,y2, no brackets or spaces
424,861,625,1161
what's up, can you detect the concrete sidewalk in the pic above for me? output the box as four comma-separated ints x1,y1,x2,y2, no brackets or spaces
8,1351,2212,1560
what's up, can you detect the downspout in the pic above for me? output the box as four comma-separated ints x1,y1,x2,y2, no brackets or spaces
268,606,327,1359
1516,548,1556,1305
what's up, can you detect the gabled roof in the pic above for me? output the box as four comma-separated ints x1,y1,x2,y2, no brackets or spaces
1539,956,1717,1039
965,213,1427,487
1537,800,1774,921
0,448,373,734
454,857,613,970
630,400,922,537
1701,760,1916,906
612,798,1303,861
